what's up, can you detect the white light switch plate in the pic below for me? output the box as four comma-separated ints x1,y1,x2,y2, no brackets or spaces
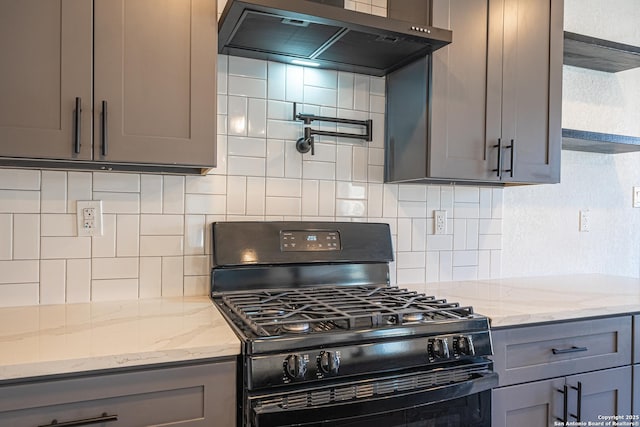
633,187,640,208
434,210,447,235
77,200,103,237
579,209,590,232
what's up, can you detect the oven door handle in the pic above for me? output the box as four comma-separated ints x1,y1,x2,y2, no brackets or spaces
252,371,498,427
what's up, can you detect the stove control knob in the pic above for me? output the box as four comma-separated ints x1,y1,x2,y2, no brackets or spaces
455,335,475,357
284,354,307,380
318,351,340,375
430,338,450,360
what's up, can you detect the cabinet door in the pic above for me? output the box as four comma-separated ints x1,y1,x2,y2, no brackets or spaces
634,365,640,416
0,0,92,160
93,0,216,168
492,378,565,427
500,0,563,183
429,0,500,182
567,366,632,423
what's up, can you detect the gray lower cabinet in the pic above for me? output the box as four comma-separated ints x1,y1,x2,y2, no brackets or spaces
492,366,632,426
385,0,562,185
0,360,236,427
0,0,216,174
491,316,633,426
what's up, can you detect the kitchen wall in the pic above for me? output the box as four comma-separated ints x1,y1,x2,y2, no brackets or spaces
501,0,640,278
0,0,504,308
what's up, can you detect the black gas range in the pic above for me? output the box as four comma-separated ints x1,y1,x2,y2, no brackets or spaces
211,221,497,427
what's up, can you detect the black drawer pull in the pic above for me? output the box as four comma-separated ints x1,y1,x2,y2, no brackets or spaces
555,385,568,423
552,346,588,355
39,412,118,427
73,97,82,154
101,100,108,156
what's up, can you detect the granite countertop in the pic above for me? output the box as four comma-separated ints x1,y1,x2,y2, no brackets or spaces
420,274,640,328
0,297,240,382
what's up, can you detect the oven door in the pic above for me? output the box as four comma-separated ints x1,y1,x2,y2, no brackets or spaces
249,364,497,427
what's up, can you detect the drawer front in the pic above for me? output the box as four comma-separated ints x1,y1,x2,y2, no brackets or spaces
0,361,236,427
492,316,632,386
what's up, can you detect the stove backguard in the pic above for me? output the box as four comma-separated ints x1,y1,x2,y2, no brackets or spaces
210,221,393,293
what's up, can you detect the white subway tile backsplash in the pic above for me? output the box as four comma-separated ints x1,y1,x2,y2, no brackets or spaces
267,62,286,101
228,136,266,157
265,197,301,216
303,160,335,181
229,56,267,79
92,257,138,280
140,215,183,236
92,214,116,258
227,96,248,136
140,175,163,214
184,255,208,276
185,194,226,215
41,171,67,213
0,214,11,260
228,75,267,98
0,51,509,307
226,176,247,215
161,256,184,297
184,276,208,297
228,156,266,177
116,215,140,257
95,192,140,214
336,200,366,217
0,283,39,307
248,98,267,138
184,215,205,255
66,259,91,303
266,140,286,177
40,260,66,304
0,169,40,190
92,279,138,302
93,172,140,193
0,260,39,284
13,214,39,259
163,176,185,214
352,146,368,182
139,257,162,298
0,190,39,213
285,65,304,103
140,236,183,257
41,214,75,237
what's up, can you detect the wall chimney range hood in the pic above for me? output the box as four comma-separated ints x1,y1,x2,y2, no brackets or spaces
218,0,452,77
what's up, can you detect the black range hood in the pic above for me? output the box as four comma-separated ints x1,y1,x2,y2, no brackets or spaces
218,0,452,77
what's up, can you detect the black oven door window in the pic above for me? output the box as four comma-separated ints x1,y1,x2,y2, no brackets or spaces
252,390,491,427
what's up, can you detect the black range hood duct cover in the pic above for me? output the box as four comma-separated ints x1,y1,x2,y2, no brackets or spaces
218,0,452,77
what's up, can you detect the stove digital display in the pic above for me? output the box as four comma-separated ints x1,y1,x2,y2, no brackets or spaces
281,230,340,251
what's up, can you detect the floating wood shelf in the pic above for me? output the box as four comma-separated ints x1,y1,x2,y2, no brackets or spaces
563,31,640,73
562,128,640,154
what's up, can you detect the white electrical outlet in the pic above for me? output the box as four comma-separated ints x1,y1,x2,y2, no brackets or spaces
77,200,103,237
579,209,590,232
434,210,447,235
633,187,640,208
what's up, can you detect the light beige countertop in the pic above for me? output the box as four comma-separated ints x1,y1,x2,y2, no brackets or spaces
413,274,640,328
0,297,240,382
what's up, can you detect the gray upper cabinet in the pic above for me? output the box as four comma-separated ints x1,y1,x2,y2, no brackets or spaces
0,0,92,161
385,0,562,185
0,0,216,174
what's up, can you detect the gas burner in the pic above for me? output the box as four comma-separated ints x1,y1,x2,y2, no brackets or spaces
283,322,311,333
403,312,425,322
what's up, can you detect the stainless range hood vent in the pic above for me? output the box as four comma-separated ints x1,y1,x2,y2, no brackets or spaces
218,0,452,77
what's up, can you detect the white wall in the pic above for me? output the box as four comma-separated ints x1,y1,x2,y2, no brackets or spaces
502,0,640,278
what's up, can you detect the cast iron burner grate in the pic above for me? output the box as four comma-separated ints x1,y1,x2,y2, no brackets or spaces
217,285,475,337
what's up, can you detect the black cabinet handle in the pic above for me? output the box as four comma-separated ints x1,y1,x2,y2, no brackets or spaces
492,138,502,177
101,100,108,156
569,381,582,421
504,139,514,178
74,97,82,154
552,346,588,355
555,385,568,423
38,412,118,427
